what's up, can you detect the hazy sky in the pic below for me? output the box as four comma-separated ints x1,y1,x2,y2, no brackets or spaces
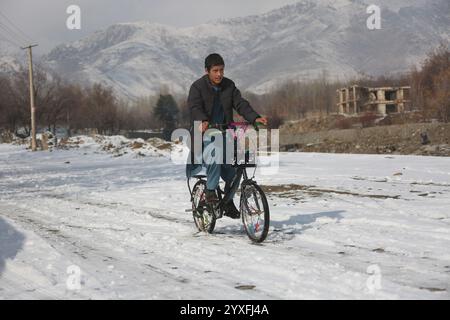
0,0,300,55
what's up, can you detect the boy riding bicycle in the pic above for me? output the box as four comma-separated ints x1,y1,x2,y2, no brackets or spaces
186,53,268,218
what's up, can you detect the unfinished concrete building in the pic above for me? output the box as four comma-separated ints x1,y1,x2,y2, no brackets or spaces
337,85,411,116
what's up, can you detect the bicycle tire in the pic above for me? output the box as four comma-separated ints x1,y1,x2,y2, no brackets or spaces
192,179,216,233
240,182,270,243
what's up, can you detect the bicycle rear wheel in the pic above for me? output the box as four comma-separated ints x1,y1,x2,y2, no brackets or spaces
192,179,216,233
240,183,270,243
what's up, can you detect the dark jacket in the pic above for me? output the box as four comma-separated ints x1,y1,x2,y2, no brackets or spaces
185,75,260,179
188,75,260,125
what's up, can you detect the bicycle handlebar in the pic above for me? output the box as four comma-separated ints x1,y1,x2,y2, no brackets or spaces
207,121,264,131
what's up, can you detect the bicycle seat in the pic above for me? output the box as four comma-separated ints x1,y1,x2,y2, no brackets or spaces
193,174,207,179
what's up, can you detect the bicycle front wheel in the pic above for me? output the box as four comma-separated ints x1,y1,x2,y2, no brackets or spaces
240,182,270,243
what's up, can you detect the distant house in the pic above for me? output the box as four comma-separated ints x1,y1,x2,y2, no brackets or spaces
337,85,411,116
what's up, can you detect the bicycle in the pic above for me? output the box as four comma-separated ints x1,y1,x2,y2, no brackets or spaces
186,122,270,243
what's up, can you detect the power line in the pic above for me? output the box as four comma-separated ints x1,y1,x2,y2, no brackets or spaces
0,21,29,46
0,36,20,48
0,27,23,48
0,18,30,43
0,21,27,46
0,9,34,43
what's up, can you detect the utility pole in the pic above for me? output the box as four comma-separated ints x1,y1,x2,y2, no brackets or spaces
21,44,38,151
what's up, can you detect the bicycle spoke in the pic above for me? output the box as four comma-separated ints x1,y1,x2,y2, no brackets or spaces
191,180,216,233
241,183,270,242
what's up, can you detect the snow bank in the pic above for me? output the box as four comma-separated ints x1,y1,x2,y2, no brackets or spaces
57,134,183,158
2,131,187,159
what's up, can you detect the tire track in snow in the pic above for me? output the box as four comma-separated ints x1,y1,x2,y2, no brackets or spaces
0,203,198,298
0,201,280,299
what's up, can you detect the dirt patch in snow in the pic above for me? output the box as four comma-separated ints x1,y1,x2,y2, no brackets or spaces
262,184,401,200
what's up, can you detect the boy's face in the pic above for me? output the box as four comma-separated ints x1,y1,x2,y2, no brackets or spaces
206,65,224,86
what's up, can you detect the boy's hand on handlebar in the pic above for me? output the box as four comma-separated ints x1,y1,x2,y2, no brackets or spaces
255,117,268,126
200,119,266,133
199,121,209,133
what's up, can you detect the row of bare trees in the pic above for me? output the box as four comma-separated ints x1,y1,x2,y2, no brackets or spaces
0,67,120,135
1,45,448,138
0,66,180,136
410,45,450,122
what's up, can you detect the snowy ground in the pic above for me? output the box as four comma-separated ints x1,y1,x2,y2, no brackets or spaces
1,138,449,299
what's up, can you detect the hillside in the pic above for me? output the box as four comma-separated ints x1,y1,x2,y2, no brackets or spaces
39,0,450,98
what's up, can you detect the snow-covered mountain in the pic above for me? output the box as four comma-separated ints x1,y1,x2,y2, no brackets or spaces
43,0,449,99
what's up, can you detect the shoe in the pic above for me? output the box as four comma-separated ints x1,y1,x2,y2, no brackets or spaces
204,189,218,204
223,201,240,219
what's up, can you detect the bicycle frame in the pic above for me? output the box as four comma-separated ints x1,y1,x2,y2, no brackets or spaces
186,122,270,242
187,121,260,208
217,163,255,204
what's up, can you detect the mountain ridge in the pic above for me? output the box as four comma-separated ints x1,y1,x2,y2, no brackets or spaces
2,0,448,99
